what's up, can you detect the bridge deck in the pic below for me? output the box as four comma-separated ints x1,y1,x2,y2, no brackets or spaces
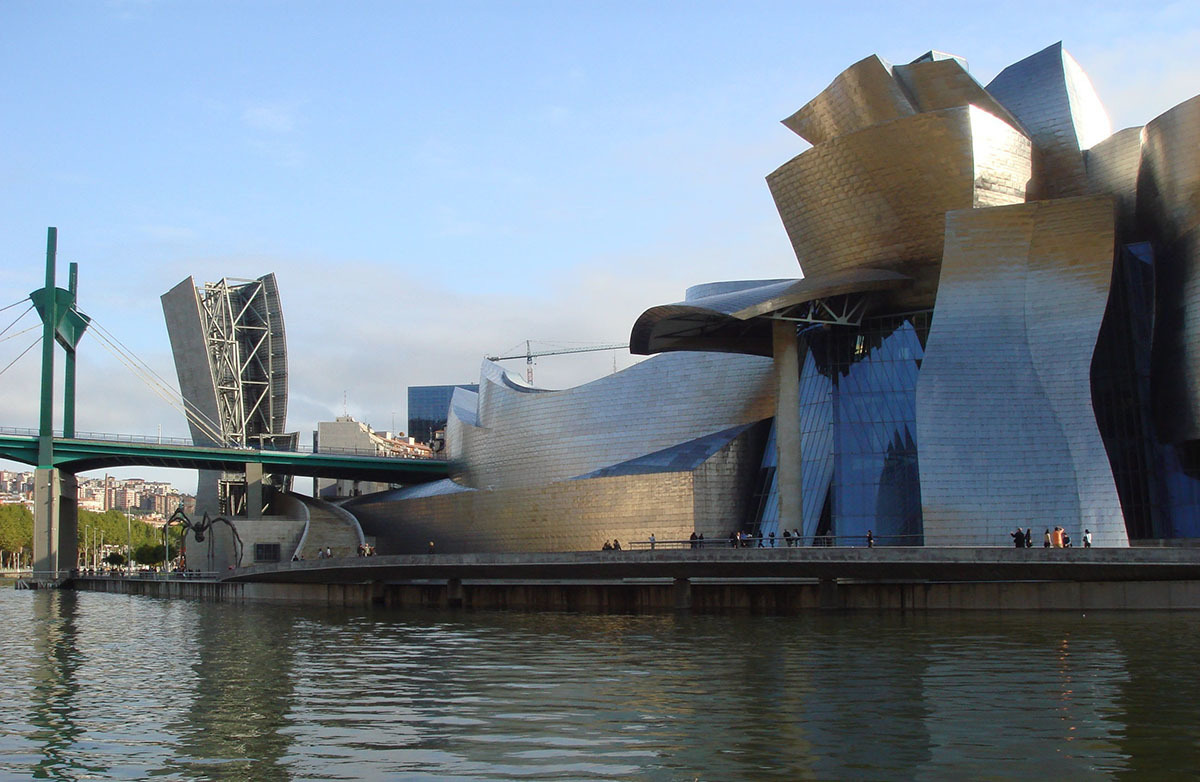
0,431,448,482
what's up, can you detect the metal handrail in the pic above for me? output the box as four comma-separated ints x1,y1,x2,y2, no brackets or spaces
72,568,221,581
0,425,439,460
620,533,926,551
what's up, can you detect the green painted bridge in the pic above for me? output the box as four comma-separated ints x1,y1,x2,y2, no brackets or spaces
9,226,452,583
0,428,449,483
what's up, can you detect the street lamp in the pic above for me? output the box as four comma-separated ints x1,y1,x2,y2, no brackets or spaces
125,503,132,577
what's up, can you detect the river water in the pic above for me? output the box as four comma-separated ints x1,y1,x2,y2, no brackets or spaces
1,589,1198,780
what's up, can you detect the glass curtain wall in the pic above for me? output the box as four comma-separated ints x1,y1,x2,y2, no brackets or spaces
753,312,929,545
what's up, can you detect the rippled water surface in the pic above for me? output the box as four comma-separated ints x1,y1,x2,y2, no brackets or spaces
2,589,1200,780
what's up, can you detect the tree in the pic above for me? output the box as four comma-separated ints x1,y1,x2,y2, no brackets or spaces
0,505,33,565
103,551,126,567
133,542,177,566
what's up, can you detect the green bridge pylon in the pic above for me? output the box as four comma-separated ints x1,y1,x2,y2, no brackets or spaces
30,227,90,585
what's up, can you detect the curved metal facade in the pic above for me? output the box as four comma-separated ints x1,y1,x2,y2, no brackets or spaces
767,105,1030,310
985,42,1112,200
1141,96,1200,442
781,54,915,145
917,196,1127,546
356,44,1200,552
446,352,775,491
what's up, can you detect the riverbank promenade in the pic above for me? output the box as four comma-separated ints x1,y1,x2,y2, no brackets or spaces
68,545,1200,613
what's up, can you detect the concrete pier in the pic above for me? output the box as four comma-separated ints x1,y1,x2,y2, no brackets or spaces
69,547,1200,613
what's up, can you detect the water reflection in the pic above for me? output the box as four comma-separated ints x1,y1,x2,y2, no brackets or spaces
164,600,300,780
3,591,1200,780
28,591,84,779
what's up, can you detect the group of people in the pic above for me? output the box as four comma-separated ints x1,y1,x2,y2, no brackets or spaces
726,530,808,548
1011,527,1093,548
600,539,623,551
356,543,376,557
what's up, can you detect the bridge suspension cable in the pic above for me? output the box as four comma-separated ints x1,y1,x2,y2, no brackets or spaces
0,304,34,341
0,304,38,379
84,314,231,446
0,298,31,314
0,323,40,345
0,335,40,380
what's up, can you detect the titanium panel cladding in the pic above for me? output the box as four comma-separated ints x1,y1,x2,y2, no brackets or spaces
781,54,916,145
891,57,1021,128
917,196,1127,546
347,423,764,554
1084,127,1145,239
446,351,775,490
986,42,1112,200
1140,96,1200,442
767,106,1030,308
350,471,698,554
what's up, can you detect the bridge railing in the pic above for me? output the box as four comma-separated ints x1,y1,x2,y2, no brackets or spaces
70,568,222,581
0,426,439,460
618,533,926,550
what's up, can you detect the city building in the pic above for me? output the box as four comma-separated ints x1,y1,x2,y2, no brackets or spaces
314,415,433,498
2,470,193,519
407,384,479,446
342,43,1199,552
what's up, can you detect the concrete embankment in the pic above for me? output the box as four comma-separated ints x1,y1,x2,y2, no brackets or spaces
71,547,1200,612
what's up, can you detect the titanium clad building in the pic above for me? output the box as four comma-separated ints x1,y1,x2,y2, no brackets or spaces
346,43,1200,552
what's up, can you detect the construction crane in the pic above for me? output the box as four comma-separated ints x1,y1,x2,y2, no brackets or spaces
486,340,629,384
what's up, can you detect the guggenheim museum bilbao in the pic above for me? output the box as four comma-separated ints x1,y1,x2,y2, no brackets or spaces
343,42,1200,553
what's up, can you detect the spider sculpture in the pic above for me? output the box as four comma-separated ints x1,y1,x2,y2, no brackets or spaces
166,506,245,568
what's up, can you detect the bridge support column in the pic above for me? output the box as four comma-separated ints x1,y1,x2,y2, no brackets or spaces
33,468,77,584
773,320,803,536
245,462,263,520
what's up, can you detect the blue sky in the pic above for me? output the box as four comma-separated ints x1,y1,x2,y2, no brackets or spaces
2,0,1198,491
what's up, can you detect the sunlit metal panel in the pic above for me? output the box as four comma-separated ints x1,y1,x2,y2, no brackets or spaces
917,196,1126,546
986,42,1112,200
767,105,1031,309
781,54,915,145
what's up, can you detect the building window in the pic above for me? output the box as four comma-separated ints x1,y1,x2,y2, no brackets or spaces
254,543,281,562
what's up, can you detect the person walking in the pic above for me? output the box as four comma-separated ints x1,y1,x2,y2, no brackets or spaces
1084,529,1092,548
1024,528,1032,548
649,533,656,551
867,530,875,548
1012,528,1025,548
1044,528,1052,548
